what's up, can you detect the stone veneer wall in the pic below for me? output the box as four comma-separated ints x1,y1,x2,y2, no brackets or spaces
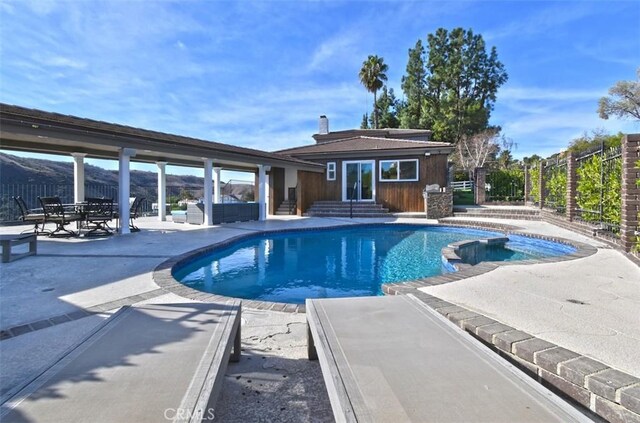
424,191,453,219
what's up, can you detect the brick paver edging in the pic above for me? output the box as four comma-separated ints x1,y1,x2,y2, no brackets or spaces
0,288,165,341
153,221,597,314
404,290,640,423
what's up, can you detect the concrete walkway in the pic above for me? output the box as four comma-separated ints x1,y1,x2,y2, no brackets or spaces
0,215,638,420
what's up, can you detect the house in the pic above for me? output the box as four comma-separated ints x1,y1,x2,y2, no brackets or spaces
273,116,454,214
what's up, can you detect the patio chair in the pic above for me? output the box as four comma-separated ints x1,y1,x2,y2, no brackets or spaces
0,301,242,423
37,196,84,237
307,295,591,422
83,197,116,236
129,196,145,232
13,196,48,235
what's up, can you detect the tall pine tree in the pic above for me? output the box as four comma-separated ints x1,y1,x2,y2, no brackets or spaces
400,40,427,129
423,28,508,144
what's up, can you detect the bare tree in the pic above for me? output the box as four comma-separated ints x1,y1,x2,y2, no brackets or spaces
598,68,640,121
457,129,513,178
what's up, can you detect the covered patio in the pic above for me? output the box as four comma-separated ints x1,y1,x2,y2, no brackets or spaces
0,104,323,233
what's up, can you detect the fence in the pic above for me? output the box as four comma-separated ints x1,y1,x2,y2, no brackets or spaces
530,140,634,249
452,180,473,191
0,181,254,223
574,146,622,234
542,157,567,213
486,168,525,203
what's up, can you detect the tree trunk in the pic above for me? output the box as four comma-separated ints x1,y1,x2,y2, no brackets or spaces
373,91,378,129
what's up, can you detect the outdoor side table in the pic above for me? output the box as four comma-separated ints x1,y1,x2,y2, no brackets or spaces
0,234,37,263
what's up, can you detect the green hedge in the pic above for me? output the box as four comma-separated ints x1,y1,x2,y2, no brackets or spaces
576,154,621,225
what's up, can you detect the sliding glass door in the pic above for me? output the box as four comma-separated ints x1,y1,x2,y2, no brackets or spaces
343,161,374,201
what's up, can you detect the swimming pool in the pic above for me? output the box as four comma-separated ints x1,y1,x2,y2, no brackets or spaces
173,225,576,304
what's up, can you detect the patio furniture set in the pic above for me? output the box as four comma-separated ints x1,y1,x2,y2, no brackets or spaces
13,195,145,237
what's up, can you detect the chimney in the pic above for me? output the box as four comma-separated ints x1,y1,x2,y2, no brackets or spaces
319,115,329,135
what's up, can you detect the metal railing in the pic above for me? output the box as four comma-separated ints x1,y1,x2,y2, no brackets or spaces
574,145,622,238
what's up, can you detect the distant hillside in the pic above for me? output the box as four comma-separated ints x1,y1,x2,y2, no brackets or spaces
0,152,206,187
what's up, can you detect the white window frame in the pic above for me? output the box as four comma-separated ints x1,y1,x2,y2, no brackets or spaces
379,159,419,182
327,162,336,181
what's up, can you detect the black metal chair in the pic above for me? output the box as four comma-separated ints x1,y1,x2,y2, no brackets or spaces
13,196,48,235
129,197,145,232
83,198,115,237
37,196,84,237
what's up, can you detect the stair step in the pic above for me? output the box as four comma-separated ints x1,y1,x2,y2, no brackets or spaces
453,208,539,215
306,212,392,218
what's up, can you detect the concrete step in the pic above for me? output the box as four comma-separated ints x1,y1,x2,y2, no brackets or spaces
452,212,541,220
453,207,539,215
308,208,389,214
305,212,392,218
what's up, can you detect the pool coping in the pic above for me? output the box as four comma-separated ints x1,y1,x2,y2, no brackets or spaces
151,221,597,314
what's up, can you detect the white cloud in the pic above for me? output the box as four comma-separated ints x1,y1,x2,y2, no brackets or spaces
41,56,87,70
307,32,361,72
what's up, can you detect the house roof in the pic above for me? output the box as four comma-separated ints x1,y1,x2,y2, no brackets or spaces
0,103,323,172
276,136,452,157
312,128,433,143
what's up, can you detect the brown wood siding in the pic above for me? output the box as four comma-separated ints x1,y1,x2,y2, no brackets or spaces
304,159,341,201
297,170,330,215
294,154,449,213
269,167,285,215
376,155,448,212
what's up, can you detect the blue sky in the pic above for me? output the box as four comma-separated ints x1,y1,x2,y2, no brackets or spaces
1,0,638,181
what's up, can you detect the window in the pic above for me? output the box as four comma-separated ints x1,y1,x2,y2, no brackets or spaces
379,159,418,182
327,162,336,181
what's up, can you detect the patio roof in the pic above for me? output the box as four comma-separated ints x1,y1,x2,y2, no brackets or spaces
0,103,323,173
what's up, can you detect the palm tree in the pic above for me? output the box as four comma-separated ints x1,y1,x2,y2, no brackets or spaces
359,55,388,129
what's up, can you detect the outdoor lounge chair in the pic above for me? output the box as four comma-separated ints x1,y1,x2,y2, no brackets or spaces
13,196,47,235
82,197,116,236
306,295,591,423
0,301,242,423
37,196,84,237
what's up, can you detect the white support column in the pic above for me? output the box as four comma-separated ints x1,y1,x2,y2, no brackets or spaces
203,158,213,226
118,148,136,235
213,167,222,204
71,153,87,203
156,161,167,221
257,165,270,221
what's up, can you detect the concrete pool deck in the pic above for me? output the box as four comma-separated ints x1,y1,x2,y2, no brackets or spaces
0,215,638,421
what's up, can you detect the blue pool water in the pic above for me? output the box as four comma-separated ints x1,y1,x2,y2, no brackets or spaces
173,225,576,304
